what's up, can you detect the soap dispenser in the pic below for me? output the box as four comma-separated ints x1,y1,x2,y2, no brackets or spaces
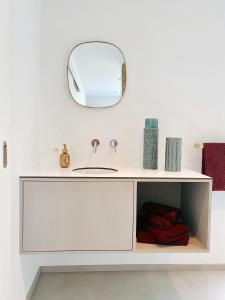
60,144,70,168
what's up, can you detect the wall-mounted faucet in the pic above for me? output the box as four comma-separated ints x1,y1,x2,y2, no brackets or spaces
110,139,118,153
91,139,100,153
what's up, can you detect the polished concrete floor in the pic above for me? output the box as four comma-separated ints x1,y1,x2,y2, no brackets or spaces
31,270,225,300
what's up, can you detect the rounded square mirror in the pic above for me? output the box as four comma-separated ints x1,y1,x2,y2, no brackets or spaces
68,41,126,108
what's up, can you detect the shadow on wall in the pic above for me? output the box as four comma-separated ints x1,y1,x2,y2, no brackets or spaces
20,256,44,298
212,192,225,211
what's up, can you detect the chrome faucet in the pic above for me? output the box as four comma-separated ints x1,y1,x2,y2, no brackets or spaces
91,139,100,153
110,139,118,153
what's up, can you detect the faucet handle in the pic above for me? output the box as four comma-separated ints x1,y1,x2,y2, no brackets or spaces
91,139,100,153
91,139,100,147
110,139,118,153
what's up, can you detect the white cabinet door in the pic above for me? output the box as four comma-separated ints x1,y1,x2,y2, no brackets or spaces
22,180,134,252
0,2,11,298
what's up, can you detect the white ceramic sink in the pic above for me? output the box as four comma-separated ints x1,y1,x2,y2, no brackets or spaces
72,167,118,175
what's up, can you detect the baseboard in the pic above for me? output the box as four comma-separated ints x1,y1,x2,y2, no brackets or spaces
26,267,41,300
41,264,225,273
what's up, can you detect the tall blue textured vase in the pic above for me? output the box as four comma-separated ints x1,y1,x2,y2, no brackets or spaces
143,119,158,169
165,137,182,172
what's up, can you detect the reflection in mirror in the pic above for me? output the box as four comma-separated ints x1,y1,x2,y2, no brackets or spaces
68,42,126,108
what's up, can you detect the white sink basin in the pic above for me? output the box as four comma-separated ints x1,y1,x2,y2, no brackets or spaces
72,167,118,175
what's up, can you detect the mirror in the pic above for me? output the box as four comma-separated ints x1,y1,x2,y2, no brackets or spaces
68,41,126,108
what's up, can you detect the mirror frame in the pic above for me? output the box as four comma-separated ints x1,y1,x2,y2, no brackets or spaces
67,41,126,108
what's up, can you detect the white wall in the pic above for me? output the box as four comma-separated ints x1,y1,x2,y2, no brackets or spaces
37,0,225,172
11,0,225,298
11,0,42,299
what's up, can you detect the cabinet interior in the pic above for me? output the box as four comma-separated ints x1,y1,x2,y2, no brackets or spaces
136,181,211,253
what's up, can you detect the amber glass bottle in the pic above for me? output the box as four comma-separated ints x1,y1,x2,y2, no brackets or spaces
60,144,70,168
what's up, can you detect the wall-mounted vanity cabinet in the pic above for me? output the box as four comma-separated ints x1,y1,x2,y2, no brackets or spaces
20,169,212,254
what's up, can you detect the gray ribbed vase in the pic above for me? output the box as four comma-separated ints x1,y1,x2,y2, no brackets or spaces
165,138,182,172
143,128,158,169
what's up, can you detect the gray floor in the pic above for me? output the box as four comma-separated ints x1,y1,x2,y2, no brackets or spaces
31,270,225,300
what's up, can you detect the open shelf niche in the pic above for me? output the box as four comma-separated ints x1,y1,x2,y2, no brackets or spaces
135,180,211,253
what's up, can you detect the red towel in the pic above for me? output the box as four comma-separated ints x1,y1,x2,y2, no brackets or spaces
162,232,189,246
202,143,225,191
147,215,173,230
143,202,181,223
137,229,189,246
148,224,189,245
137,230,157,244
137,214,148,231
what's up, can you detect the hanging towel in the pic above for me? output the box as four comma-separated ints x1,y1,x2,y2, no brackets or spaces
142,202,181,223
202,143,225,191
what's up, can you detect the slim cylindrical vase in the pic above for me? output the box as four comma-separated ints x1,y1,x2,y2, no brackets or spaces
165,137,182,172
143,119,159,169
